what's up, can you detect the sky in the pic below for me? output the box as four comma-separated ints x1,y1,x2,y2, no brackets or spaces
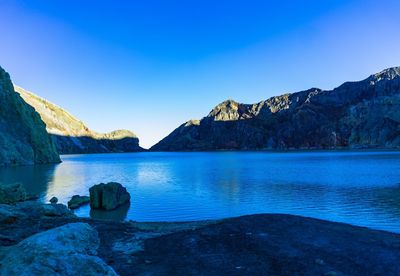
0,0,399,148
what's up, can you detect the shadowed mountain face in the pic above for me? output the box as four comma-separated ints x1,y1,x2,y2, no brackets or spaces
0,66,60,166
151,67,400,151
15,86,143,154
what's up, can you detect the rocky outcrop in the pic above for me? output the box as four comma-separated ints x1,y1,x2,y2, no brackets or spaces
151,67,400,151
90,182,131,210
1,208,400,275
0,183,27,204
0,66,60,166
0,223,117,275
14,85,144,154
68,195,90,209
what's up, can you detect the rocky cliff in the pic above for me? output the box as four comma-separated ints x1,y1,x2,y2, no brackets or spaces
0,66,60,166
14,86,143,154
151,67,400,151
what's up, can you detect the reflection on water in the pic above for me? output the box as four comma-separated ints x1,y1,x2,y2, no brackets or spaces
0,164,58,199
89,202,130,221
1,151,400,233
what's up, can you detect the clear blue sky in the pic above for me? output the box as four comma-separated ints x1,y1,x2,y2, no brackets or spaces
0,0,399,148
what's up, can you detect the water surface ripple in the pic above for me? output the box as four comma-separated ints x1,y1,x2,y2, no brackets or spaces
1,151,400,233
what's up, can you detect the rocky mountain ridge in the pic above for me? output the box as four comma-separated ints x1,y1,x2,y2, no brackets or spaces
0,66,60,166
15,86,143,154
151,66,400,151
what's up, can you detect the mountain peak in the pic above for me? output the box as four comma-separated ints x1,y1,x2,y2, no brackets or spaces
207,99,242,121
372,66,400,80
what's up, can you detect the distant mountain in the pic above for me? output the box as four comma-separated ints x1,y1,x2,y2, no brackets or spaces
151,67,400,151
0,66,60,166
15,86,144,154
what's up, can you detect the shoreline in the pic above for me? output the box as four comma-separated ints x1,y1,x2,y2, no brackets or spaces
1,201,400,275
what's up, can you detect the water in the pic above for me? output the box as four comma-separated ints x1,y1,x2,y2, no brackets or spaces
1,151,400,233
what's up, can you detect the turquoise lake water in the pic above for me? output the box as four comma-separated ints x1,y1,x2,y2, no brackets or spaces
1,151,400,233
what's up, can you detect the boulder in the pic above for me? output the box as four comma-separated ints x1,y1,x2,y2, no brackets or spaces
6,201,75,218
41,203,74,217
0,223,117,275
49,196,58,204
0,201,74,225
68,195,90,209
89,182,130,210
0,183,26,204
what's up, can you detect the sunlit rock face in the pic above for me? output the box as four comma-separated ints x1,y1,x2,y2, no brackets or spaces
151,67,400,151
0,66,60,166
15,86,144,154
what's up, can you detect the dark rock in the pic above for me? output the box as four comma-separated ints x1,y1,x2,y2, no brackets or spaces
68,195,90,209
89,182,131,210
25,194,40,201
0,183,27,204
0,204,24,224
0,201,74,229
0,66,60,166
0,212,400,275
41,203,74,217
49,196,58,204
151,67,400,151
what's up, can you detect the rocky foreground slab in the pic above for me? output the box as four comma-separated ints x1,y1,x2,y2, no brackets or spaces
1,201,400,275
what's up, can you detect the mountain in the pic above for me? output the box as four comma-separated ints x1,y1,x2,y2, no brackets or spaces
14,86,144,154
0,66,60,166
151,67,400,151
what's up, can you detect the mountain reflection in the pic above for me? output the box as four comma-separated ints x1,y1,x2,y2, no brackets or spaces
0,151,400,232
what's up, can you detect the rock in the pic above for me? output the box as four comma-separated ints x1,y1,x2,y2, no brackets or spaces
0,223,117,275
0,65,60,166
0,204,25,224
0,201,74,222
0,183,26,204
68,195,90,209
151,67,400,151
15,85,144,154
41,203,74,217
7,201,74,218
25,194,40,201
49,196,58,204
90,182,131,210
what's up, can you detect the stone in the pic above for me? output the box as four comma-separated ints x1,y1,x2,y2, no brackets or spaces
0,183,27,204
0,65,60,166
0,223,117,275
68,195,90,209
49,196,58,204
6,201,75,219
90,182,131,210
0,204,25,224
41,203,74,217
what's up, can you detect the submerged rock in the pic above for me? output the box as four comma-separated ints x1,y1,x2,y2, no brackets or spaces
0,223,117,275
68,195,90,209
0,183,27,204
90,182,131,210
